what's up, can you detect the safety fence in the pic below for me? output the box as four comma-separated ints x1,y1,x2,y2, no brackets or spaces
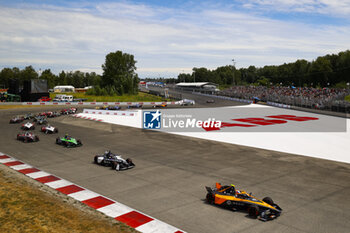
0,101,179,106
82,109,137,116
192,92,253,104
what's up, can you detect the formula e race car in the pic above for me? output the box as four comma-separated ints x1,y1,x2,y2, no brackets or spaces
21,122,35,130
152,104,167,108
107,105,121,110
23,113,34,120
17,132,39,142
127,103,142,109
56,135,82,147
60,107,77,115
33,116,48,125
10,116,24,124
41,125,58,134
205,183,282,221
94,151,135,171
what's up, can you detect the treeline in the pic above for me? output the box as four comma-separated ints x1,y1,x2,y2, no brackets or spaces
0,51,139,95
0,66,101,89
177,50,350,87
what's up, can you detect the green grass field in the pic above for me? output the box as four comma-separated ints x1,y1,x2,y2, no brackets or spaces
50,92,167,102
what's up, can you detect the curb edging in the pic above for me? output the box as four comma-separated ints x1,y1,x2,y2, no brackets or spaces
0,153,184,233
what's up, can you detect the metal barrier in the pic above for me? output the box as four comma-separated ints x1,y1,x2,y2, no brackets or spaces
82,109,137,116
0,101,179,106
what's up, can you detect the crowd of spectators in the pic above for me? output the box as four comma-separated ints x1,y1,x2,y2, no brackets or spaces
219,86,350,111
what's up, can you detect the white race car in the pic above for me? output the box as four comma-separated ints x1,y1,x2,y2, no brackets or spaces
21,122,35,130
41,125,58,134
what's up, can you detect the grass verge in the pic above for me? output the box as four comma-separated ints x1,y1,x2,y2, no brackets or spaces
0,164,137,233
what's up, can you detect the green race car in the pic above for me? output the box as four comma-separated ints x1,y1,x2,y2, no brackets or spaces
56,135,82,147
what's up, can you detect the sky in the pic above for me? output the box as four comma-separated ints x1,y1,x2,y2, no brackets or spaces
1,0,350,78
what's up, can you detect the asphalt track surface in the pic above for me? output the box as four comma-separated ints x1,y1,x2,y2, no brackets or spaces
1,105,350,233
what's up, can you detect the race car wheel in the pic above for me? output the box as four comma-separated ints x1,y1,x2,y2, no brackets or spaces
248,205,259,218
56,138,61,145
35,136,39,142
24,138,28,143
126,158,134,166
94,156,99,164
55,129,58,133
206,193,214,204
263,197,274,205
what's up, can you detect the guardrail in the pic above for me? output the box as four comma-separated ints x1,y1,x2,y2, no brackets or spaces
82,109,137,116
0,101,179,106
192,92,253,103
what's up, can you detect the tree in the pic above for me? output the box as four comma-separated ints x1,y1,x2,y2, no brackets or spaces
20,66,38,82
309,57,332,86
0,68,15,87
102,51,138,94
40,69,57,88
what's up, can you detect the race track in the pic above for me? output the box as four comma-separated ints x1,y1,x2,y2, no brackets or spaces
1,106,350,233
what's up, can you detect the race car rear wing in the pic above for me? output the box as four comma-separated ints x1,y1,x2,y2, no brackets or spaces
205,186,213,194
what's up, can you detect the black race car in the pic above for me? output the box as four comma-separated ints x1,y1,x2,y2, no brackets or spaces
23,113,34,120
127,104,142,109
107,105,121,110
17,132,39,142
206,183,282,221
94,151,135,171
34,116,48,125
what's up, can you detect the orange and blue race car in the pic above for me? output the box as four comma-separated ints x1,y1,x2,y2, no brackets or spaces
205,183,282,221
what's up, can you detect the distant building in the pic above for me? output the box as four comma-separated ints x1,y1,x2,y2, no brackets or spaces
53,85,75,93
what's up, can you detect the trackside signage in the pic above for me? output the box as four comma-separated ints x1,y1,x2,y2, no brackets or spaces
142,108,346,132
143,110,221,130
162,118,221,129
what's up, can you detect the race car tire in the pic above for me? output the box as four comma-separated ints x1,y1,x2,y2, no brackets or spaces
262,197,274,205
126,158,135,166
248,205,259,218
94,156,99,164
17,135,20,140
35,136,39,142
206,193,214,204
77,140,82,146
55,129,58,133
56,138,61,145
24,138,28,143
